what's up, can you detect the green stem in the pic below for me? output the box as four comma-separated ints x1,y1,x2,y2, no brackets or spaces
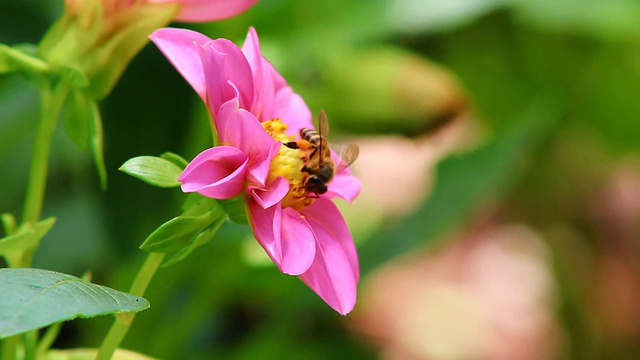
0,43,51,74
0,336,18,360
95,252,166,360
22,331,37,360
36,323,61,358
22,80,69,227
0,80,69,360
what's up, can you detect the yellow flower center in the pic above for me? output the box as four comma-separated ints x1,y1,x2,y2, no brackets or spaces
262,119,316,210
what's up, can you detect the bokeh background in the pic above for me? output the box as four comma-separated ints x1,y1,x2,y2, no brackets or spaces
2,0,640,359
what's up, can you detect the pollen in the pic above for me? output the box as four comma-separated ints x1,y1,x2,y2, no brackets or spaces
262,119,315,210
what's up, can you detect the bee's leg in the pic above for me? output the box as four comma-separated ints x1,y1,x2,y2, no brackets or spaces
285,140,315,150
301,165,313,174
308,147,318,160
284,141,299,149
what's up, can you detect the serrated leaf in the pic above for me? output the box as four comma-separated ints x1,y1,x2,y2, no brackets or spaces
160,152,188,169
0,268,149,338
120,156,182,188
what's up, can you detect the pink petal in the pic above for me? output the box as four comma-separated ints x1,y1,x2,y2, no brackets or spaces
247,140,281,187
248,200,281,264
202,39,254,120
273,86,313,136
149,0,259,23
215,99,281,169
247,201,316,276
324,171,361,203
241,28,276,121
322,151,361,202
248,176,289,209
179,146,248,199
149,28,211,102
298,199,359,315
279,208,316,275
301,197,359,281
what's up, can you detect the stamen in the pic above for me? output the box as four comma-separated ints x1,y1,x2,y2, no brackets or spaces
262,119,315,210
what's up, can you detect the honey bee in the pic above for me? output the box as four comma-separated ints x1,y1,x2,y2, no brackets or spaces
284,109,359,195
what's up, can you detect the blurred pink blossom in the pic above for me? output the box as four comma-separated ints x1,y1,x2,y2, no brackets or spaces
147,0,258,22
352,225,563,359
70,0,258,22
150,27,361,314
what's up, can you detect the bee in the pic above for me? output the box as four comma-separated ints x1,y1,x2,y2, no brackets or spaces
284,109,359,195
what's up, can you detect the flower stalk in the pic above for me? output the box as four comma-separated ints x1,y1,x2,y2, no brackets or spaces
95,252,166,360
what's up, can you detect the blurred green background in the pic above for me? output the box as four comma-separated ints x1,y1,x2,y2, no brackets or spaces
2,0,640,359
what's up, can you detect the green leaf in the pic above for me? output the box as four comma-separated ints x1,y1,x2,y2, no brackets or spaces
360,97,561,273
219,196,248,225
64,90,91,151
160,152,188,169
1,213,17,236
0,43,49,74
162,216,226,267
61,90,107,189
58,65,89,89
0,217,56,255
88,98,107,190
120,156,183,188
0,268,149,338
140,202,225,253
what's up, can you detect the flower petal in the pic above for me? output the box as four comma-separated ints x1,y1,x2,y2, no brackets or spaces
321,151,361,202
299,197,359,314
241,28,276,121
279,208,316,275
248,202,316,276
325,172,361,203
273,86,313,136
248,200,281,264
216,100,277,187
249,176,289,209
179,146,248,199
149,28,211,102
202,39,254,120
162,0,259,23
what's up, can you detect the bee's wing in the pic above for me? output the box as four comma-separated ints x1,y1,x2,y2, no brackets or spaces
335,144,359,174
317,109,330,164
318,109,330,137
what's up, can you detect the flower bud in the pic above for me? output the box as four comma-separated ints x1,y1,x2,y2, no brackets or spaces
38,0,180,99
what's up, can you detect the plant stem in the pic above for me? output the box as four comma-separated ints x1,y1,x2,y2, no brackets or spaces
22,80,69,226
0,80,69,360
95,252,166,360
0,336,18,360
22,331,37,360
36,323,61,358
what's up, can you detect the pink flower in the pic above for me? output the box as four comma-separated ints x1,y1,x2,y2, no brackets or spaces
150,27,362,314
147,0,259,22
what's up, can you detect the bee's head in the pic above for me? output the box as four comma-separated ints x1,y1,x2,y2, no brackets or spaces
305,175,328,194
